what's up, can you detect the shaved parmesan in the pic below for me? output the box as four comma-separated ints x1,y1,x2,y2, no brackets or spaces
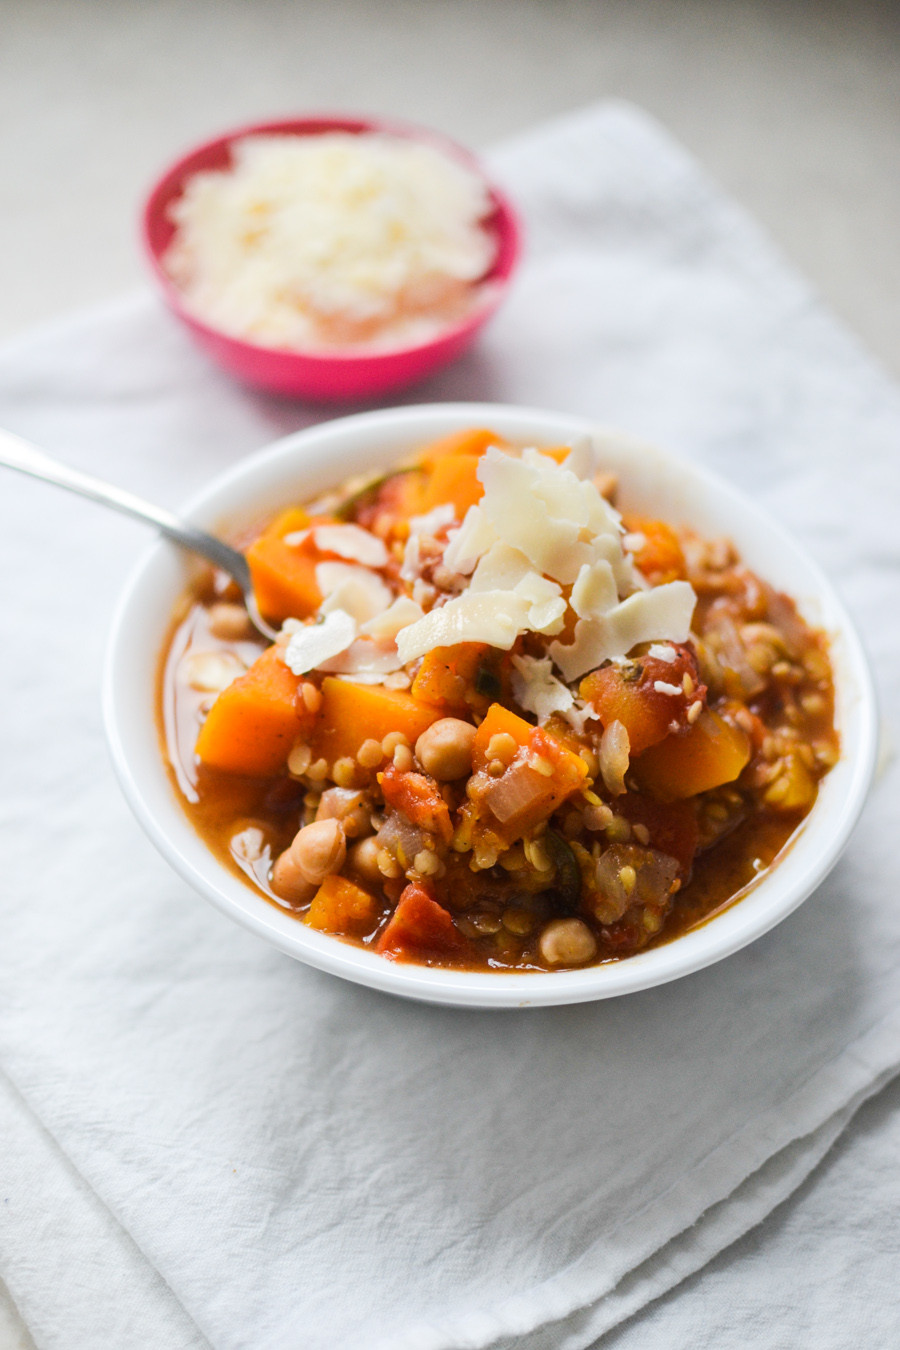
511,654,574,724
571,560,617,618
360,597,424,640
316,562,393,623
373,438,698,688
282,529,311,548
561,700,601,735
512,573,566,634
560,436,594,479
408,503,456,537
469,543,534,594
549,581,696,682
396,590,531,662
654,680,684,696
648,644,678,662
400,532,420,582
311,523,389,568
283,610,356,674
412,578,436,608
442,505,497,576
334,671,390,685
477,449,594,583
319,636,405,676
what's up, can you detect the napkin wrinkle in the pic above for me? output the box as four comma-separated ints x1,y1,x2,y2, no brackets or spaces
389,1005,900,1350
500,1092,870,1350
0,1065,209,1350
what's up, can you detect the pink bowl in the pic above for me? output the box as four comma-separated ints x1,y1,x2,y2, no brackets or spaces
141,114,522,401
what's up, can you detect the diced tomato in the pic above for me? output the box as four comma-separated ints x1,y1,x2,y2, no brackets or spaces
379,763,453,844
616,793,700,878
375,883,472,963
350,469,428,533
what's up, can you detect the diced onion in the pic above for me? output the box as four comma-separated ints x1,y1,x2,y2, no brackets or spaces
484,762,550,824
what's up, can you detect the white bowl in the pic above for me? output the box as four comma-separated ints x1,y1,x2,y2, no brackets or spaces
103,404,878,1008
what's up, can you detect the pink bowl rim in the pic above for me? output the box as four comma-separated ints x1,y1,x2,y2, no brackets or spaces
140,112,523,368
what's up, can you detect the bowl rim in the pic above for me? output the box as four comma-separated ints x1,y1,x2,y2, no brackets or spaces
140,113,523,368
103,402,879,1008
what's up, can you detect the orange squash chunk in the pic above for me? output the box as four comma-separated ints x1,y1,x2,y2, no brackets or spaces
472,704,586,787
309,677,442,765
632,709,751,801
471,703,588,834
411,643,489,710
472,703,533,767
415,428,505,468
306,874,381,938
246,507,321,624
622,515,687,585
419,454,483,518
195,646,309,777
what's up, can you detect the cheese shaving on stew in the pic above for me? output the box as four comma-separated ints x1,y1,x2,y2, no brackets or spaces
316,563,393,623
548,581,696,682
307,523,389,568
396,591,532,661
282,610,357,674
395,443,696,676
510,654,574,724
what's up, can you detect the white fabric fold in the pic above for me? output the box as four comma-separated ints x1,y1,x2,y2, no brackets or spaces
0,102,898,1349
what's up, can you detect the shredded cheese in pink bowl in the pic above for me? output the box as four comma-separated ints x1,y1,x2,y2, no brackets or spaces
141,116,521,401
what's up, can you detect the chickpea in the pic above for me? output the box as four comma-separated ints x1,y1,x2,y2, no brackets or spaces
415,718,476,781
184,650,244,693
207,602,253,641
315,788,370,839
539,918,598,967
349,835,384,884
270,818,346,905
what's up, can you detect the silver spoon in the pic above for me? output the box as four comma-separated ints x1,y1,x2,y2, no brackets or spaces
0,426,280,641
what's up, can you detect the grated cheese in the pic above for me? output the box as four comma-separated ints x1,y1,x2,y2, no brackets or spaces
164,132,497,351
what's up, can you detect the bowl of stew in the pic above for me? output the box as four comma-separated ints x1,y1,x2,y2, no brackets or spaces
141,116,521,400
104,404,877,1007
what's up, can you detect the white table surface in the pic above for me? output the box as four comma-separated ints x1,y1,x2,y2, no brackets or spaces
2,2,898,1346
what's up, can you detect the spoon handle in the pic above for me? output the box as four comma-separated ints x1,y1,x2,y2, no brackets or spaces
0,426,251,588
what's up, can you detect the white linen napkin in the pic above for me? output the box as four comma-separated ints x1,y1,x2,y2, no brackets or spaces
0,102,897,1350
